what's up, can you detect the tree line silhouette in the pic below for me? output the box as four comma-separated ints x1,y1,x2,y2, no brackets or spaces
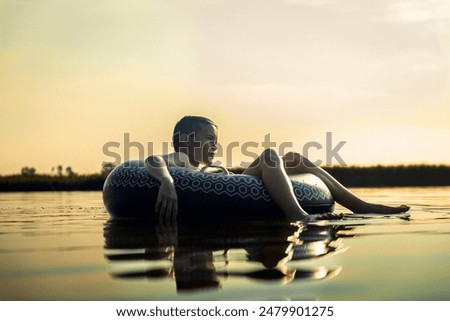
0,163,115,192
0,163,449,192
323,164,450,187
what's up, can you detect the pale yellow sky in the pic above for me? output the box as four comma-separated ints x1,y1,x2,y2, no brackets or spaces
1,0,450,174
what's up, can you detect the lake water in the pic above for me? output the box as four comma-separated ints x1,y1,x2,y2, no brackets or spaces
0,187,449,300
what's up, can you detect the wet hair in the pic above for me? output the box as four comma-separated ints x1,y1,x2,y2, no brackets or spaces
172,116,217,152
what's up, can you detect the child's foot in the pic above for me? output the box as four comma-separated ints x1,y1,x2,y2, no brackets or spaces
355,203,410,214
289,209,344,222
307,212,345,222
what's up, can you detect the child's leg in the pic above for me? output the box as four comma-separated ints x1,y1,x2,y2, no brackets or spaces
282,152,409,214
243,149,309,221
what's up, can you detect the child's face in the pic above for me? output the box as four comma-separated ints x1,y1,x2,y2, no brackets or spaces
189,124,218,166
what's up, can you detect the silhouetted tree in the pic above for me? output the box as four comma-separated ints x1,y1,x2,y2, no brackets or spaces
21,166,36,176
101,162,116,176
65,166,76,176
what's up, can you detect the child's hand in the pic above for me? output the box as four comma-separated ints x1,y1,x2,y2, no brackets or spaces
155,179,178,225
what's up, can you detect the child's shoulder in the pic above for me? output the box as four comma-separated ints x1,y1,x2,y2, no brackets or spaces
164,152,198,171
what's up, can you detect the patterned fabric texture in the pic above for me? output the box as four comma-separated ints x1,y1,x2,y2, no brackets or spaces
105,161,331,203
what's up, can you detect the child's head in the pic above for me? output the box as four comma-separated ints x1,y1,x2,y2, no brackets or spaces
173,116,218,166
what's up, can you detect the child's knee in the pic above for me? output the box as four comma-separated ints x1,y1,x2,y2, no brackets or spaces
283,151,297,162
283,151,301,165
261,148,282,168
283,152,315,169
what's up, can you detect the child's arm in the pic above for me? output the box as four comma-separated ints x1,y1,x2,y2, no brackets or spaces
145,155,178,224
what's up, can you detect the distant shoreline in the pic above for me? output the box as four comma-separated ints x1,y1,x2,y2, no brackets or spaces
0,174,106,192
0,165,449,192
323,164,450,187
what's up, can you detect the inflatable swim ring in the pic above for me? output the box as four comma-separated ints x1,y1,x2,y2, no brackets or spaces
103,161,334,224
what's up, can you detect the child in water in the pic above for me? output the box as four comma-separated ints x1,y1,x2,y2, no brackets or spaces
145,116,409,224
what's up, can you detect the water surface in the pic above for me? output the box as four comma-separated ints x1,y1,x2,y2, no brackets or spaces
0,188,449,300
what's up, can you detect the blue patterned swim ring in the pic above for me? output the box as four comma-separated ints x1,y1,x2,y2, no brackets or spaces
103,160,334,224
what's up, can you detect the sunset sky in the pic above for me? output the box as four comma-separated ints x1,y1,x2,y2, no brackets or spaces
1,0,449,174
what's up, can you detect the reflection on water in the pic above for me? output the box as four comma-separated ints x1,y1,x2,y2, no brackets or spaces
0,188,449,300
104,220,353,294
